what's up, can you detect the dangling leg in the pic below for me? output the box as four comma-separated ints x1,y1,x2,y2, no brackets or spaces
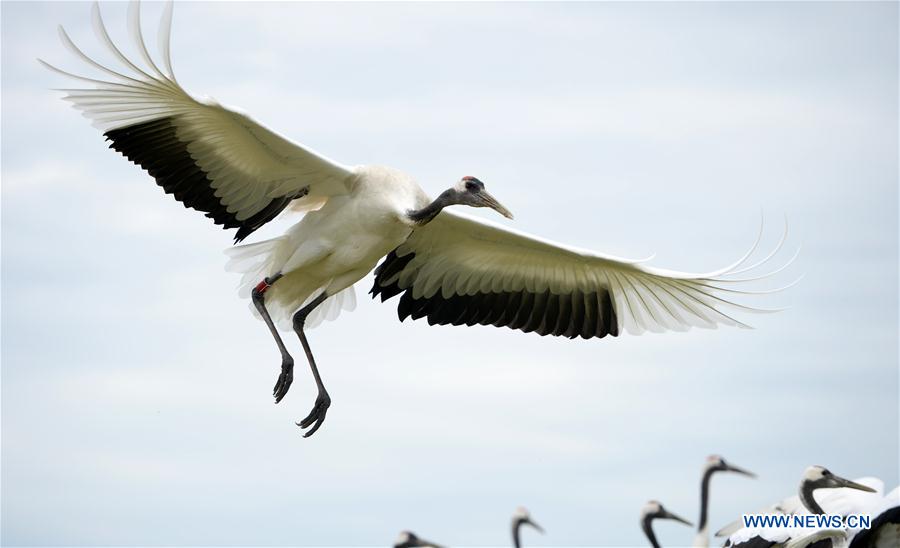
291,291,330,437
250,273,295,403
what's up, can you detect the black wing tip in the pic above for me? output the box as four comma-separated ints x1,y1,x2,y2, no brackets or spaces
371,249,416,302
382,286,620,340
104,117,292,243
370,247,621,339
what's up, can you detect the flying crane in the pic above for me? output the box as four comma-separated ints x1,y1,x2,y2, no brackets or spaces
42,1,795,436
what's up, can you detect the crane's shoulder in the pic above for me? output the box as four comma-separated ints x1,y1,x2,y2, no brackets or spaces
350,165,431,210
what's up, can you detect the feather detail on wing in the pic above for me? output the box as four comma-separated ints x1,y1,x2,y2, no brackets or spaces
371,210,798,339
41,1,354,242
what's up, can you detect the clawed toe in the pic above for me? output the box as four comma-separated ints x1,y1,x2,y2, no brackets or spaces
272,359,293,403
296,393,331,437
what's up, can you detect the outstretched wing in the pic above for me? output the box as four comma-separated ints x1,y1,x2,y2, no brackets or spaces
41,1,354,242
371,210,796,339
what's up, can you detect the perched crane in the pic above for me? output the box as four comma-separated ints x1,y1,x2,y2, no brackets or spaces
511,507,544,548
641,500,694,548
42,1,794,436
719,466,878,548
694,455,758,547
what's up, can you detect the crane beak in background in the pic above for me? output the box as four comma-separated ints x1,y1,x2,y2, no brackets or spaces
524,518,545,534
478,190,514,220
725,463,757,478
830,474,877,493
662,510,693,527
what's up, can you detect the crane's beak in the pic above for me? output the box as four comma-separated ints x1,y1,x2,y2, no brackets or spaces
478,190,514,220
662,510,693,527
829,474,877,493
725,462,757,478
524,518,545,534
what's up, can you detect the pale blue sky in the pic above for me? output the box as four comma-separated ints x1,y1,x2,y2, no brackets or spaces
2,1,897,546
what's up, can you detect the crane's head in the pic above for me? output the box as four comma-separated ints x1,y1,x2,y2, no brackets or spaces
512,506,544,534
641,500,693,527
451,176,514,219
409,175,513,225
705,454,756,478
801,465,876,493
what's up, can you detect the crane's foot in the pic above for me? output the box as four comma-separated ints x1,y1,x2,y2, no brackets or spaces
296,390,331,438
273,357,293,403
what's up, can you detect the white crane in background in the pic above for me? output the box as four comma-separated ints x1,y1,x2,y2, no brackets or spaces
641,500,694,548
511,507,544,548
695,455,758,547
42,1,795,436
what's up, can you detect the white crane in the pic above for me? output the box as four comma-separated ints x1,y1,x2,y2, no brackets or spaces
641,500,694,548
511,507,544,548
42,1,795,436
694,455,758,547
719,466,879,548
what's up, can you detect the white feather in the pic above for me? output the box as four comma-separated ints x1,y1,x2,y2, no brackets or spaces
41,1,354,224
387,209,794,336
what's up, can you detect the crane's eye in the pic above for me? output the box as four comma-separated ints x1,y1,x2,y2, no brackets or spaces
465,181,479,192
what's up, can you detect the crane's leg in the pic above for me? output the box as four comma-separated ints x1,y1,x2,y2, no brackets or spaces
250,273,295,403
291,291,330,437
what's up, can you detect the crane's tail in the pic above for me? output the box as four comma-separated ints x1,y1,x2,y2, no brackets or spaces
304,285,357,330
223,238,356,331
224,238,284,298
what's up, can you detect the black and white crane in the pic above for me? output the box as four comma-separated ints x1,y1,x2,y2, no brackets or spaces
719,466,879,548
641,500,693,548
511,507,544,548
694,455,757,547
42,1,794,436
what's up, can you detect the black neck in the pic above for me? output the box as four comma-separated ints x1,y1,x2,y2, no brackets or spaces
698,467,715,531
407,190,454,226
799,481,826,514
641,516,661,548
512,520,523,548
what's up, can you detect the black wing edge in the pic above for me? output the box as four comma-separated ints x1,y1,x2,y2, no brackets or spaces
847,506,900,548
104,117,306,243
370,248,619,339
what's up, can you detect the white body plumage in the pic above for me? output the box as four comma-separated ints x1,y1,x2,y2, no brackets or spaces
226,166,429,329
